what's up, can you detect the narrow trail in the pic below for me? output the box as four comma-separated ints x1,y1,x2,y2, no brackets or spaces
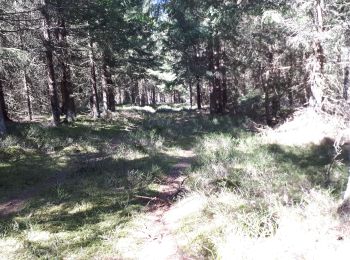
136,149,195,260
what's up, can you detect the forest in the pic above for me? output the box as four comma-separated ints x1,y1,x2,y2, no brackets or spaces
1,0,350,259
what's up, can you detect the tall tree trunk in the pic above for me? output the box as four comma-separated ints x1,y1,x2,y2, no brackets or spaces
264,87,272,126
22,71,33,121
101,58,109,112
57,16,75,122
0,78,10,122
118,86,123,105
88,38,100,119
310,0,325,107
259,63,272,125
101,53,115,112
208,36,216,113
215,36,223,113
209,35,223,114
189,80,193,108
108,87,116,111
287,56,294,107
41,0,60,126
196,76,201,110
141,83,147,107
222,65,227,111
271,70,281,121
19,23,33,121
344,66,349,100
0,97,5,136
131,80,138,105
152,86,156,105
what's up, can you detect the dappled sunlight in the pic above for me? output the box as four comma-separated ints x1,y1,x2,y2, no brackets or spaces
0,237,24,259
264,108,348,146
1,109,349,258
3,0,350,257
26,230,52,243
68,202,94,215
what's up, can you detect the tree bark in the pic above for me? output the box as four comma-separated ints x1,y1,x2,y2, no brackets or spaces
196,75,201,110
0,78,10,122
88,38,100,119
101,52,116,112
139,80,147,106
101,57,109,112
0,98,6,136
222,64,228,111
131,80,138,105
152,85,156,105
41,0,60,126
19,23,33,121
189,80,193,108
57,16,75,122
310,0,325,107
344,66,349,100
209,35,224,114
22,71,33,121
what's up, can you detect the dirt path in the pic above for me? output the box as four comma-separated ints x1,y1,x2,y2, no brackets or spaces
136,149,195,260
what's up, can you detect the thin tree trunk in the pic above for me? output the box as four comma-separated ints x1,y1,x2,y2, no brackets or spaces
310,0,325,107
41,0,60,126
0,98,6,136
208,36,216,113
0,78,10,122
88,38,100,119
22,71,33,121
196,75,201,110
222,43,228,111
189,80,193,108
209,34,223,114
118,86,122,105
222,66,227,111
344,66,349,100
108,87,115,111
101,53,116,112
57,16,75,122
265,87,272,126
287,53,294,107
152,86,156,105
101,58,109,112
19,23,33,121
131,80,138,105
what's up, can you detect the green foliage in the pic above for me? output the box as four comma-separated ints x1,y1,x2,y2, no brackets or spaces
0,109,348,259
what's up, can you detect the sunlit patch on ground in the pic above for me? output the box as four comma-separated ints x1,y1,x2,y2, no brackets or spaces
1,108,349,259
0,238,24,259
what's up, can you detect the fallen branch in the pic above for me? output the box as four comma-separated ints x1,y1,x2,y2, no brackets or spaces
135,195,167,202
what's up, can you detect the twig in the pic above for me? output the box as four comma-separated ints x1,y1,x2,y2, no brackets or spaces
135,195,167,202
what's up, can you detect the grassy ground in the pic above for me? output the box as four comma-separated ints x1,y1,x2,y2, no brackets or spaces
0,107,349,259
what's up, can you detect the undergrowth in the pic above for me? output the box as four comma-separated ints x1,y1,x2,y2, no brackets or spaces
0,108,348,259
173,131,349,259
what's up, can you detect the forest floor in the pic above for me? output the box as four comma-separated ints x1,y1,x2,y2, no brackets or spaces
1,105,350,259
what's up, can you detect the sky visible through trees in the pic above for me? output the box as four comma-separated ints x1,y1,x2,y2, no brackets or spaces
1,0,350,259
0,0,349,127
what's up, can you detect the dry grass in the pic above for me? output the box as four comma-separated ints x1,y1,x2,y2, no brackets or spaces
264,107,350,146
1,108,349,259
